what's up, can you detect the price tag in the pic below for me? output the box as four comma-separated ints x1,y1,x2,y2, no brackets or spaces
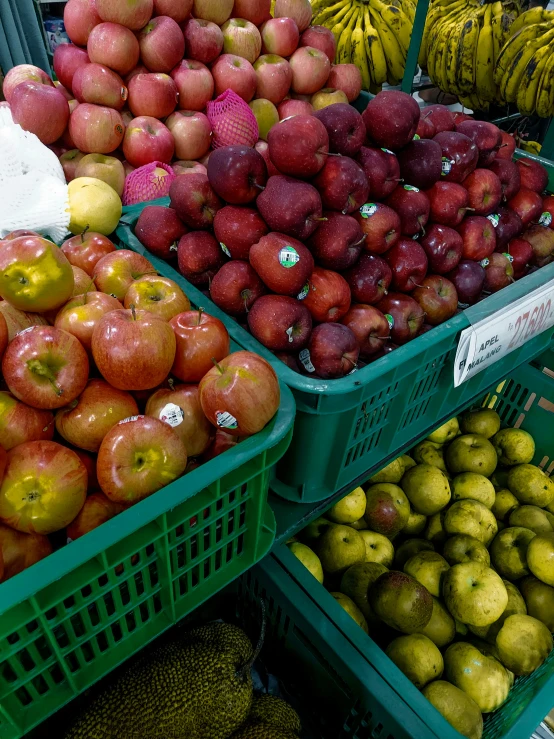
454,279,554,387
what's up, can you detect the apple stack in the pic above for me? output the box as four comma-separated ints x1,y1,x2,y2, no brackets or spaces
289,409,554,739
0,229,281,583
134,90,554,381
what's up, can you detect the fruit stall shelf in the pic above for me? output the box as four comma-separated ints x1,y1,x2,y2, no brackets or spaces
117,173,554,507
0,381,295,739
271,358,554,739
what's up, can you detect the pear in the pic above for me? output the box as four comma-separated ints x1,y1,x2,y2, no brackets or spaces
427,417,459,444
369,571,433,633
445,434,497,477
340,562,388,621
492,428,535,466
509,505,553,534
359,530,394,567
422,681,483,739
519,575,554,632
444,500,498,545
401,464,451,516
417,597,456,648
412,440,448,473
367,457,405,484
508,464,554,507
496,614,553,674
327,486,366,524
331,592,368,633
492,488,519,521
316,525,366,575
394,538,434,569
402,511,427,536
443,534,491,567
460,408,500,438
526,532,554,586
403,551,449,598
443,641,511,712
451,472,495,508
386,634,443,688
443,562,508,627
489,526,536,580
287,542,324,583
300,517,335,546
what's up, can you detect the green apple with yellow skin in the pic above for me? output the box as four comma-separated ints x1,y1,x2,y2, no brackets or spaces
412,440,448,473
403,551,450,597
316,525,366,574
394,538,434,569
491,428,535,466
443,561,508,627
400,454,417,472
526,532,554,585
75,153,126,197
443,641,512,712
468,580,527,642
288,542,324,583
401,464,451,515
331,592,369,632
422,681,483,739
460,408,501,438
427,417,459,444
369,571,433,633
445,434,498,477
348,517,366,530
249,98,279,140
425,511,447,544
311,88,349,110
364,483,410,538
443,534,490,566
508,464,554,507
547,498,554,515
492,488,519,521
359,530,394,567
417,597,456,647
489,526,536,580
451,473,495,508
509,505,553,534
385,634,443,689
327,486,366,524
300,517,335,546
496,614,553,675
444,500,498,545
403,511,426,536
519,575,554,631
340,562,388,621
367,457,405,484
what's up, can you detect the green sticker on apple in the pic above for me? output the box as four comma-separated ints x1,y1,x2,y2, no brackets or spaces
381,148,395,156
539,211,553,227
385,313,394,329
413,134,421,140
487,214,500,228
360,203,378,218
220,242,231,257
404,184,419,192
480,258,490,268
297,283,309,300
279,245,300,268
503,252,514,263
441,157,454,176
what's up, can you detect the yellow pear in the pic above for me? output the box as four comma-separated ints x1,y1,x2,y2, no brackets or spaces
496,614,553,674
492,428,535,466
445,434,498,477
451,472,495,508
492,488,519,521
526,532,554,585
444,499,498,545
359,530,394,567
509,505,553,534
427,417,459,444
519,575,554,631
401,464,451,515
443,641,511,712
327,486,366,524
443,562,508,627
367,457,405,484
386,634,443,688
489,526,536,580
403,551,449,597
394,538,434,569
508,464,554,507
316,525,366,574
422,681,483,739
417,597,456,648
287,542,324,583
412,440,448,473
340,562,388,620
460,408,500,438
443,534,490,566
68,177,122,235
331,592,368,633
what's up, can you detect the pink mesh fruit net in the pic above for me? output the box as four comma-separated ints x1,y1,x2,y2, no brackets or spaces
207,89,259,149
122,162,175,206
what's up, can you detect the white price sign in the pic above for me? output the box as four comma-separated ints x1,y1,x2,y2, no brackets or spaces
454,279,554,387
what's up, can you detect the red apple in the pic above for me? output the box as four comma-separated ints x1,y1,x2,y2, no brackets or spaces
192,0,233,24
385,186,430,236
426,181,469,227
97,415,187,504
53,44,90,92
483,252,514,292
154,0,193,22
255,140,281,176
171,59,214,110
138,16,185,72
254,54,292,104
72,63,128,111
0,312,7,362
93,249,155,299
497,131,516,160
210,261,266,314
61,232,115,276
60,149,84,183
459,215,497,261
172,160,208,176
127,73,177,118
300,25,336,62
71,265,97,297
169,173,223,229
87,23,140,76
233,0,271,26
358,146,401,200
123,115,175,166
424,105,455,134
397,139,443,190
248,294,311,350
222,18,262,63
494,207,523,249
201,428,239,461
363,90,420,151
344,254,392,305
145,384,212,457
2,65,54,104
96,0,153,30
376,292,425,345
446,260,485,306
124,275,190,321
199,350,280,436
274,0,311,31
308,211,364,270
261,17,300,57
256,176,323,240
69,103,125,154
182,18,223,64
456,120,502,166
433,131,479,183
303,267,351,322
517,158,549,193
66,492,124,540
11,82,69,146
420,224,463,274
207,145,267,204
0,391,54,450
135,205,187,259
55,292,123,353
505,237,534,277
312,156,369,214
342,304,390,359
249,232,314,296
213,205,269,260
212,54,257,102
385,239,428,292
64,0,102,46
542,194,554,228
2,326,89,409
0,303,48,342
313,103,365,157
177,231,226,285
520,224,554,267
326,64,362,103
267,114,328,178
487,159,520,202
289,46,330,95
416,111,436,139
166,110,212,159
507,188,544,227
412,275,458,325
462,168,502,216
306,323,359,379
170,309,230,382
355,202,400,255
277,98,313,118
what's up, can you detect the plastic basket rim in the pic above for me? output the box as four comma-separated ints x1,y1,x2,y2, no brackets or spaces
0,384,295,617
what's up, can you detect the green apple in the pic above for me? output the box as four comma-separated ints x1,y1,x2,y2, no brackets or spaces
468,580,527,642
340,562,388,621
359,530,394,567
444,641,511,712
403,511,427,536
496,614,553,674
444,500,498,545
519,575,554,631
404,551,450,597
331,592,369,632
489,526,536,580
460,408,501,438
75,153,126,197
427,417,459,444
316,524,366,574
364,483,410,538
369,571,433,633
327,486,367,524
509,505,553,534
249,98,279,140
288,542,324,583
492,428,535,466
311,87,349,110
417,596,456,648
492,488,519,521
508,464,554,507
401,464,451,515
451,472,495,508
300,517,335,546
400,454,417,472
425,511,447,544
443,562,508,627
445,434,498,477
348,517,367,530
422,681,483,739
412,440,448,473
442,534,490,566
394,538,434,569
385,633,443,688
367,457,405,484
526,532,554,585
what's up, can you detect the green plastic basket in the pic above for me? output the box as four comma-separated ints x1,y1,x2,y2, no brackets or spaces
116,157,554,505
271,359,554,739
0,384,295,739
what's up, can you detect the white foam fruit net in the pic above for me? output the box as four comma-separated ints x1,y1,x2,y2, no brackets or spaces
0,108,70,242
122,162,175,206
207,89,259,148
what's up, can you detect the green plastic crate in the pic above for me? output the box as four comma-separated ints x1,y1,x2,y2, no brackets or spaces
117,172,554,504
271,359,554,739
0,385,295,739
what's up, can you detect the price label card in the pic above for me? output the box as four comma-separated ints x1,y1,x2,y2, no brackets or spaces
454,279,554,387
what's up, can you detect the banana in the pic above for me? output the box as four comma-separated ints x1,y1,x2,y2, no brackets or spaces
419,0,467,68
392,0,415,24
313,0,351,28
445,15,466,94
508,5,545,36
490,1,504,68
336,3,359,63
535,44,554,117
310,0,338,13
494,22,550,87
372,0,412,58
351,9,371,89
455,13,481,94
501,25,554,103
330,3,357,44
363,6,388,85
475,4,496,100
516,41,554,116
370,5,406,81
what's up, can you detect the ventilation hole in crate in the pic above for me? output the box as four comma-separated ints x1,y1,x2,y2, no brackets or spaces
80,641,94,663
15,686,32,706
119,581,131,606
371,721,384,737
103,591,115,617
125,612,136,633
98,573,108,587
203,528,211,551
1,661,17,683
7,631,20,645
70,614,85,639
228,510,236,535
229,489,237,504
203,560,210,579
144,544,153,558
239,504,246,529
140,602,151,623
96,630,108,653
237,533,245,556
45,608,57,622
191,537,198,560
82,583,94,599
111,622,123,643
32,674,49,695
539,455,550,470
148,561,158,586
175,523,184,538
54,627,69,650
191,566,200,588
18,648,35,672
49,664,64,684
216,497,223,512
63,595,75,611
87,602,100,628
215,547,223,569
153,593,162,613
134,570,145,597
65,652,79,673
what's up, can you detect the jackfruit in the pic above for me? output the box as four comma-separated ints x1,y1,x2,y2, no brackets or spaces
232,726,298,739
247,696,301,734
64,623,254,739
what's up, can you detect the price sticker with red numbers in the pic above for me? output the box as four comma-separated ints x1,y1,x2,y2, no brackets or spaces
454,281,554,387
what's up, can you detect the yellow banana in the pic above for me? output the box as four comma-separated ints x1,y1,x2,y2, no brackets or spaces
501,26,554,103
494,22,551,87
330,3,357,45
490,1,504,67
363,6,388,85
372,0,413,58
446,16,466,94
455,13,481,94
516,41,554,116
508,6,545,36
370,6,406,81
336,3,359,63
419,0,467,68
535,45,554,117
475,5,496,100
351,9,371,89
392,0,415,24
313,0,351,28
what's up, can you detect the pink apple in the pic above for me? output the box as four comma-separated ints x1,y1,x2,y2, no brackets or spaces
212,54,257,102
181,18,224,64
2,65,54,104
300,26,336,62
69,103,125,154
60,150,85,182
274,0,312,32
166,111,212,159
125,64,150,84
11,83,69,145
232,0,271,26
327,63,362,102
261,17,299,57
64,0,102,46
277,98,313,118
54,81,74,102
72,63,128,110
153,0,193,22
96,0,153,30
138,16,185,72
254,54,292,104
87,22,140,76
128,73,178,118
289,46,330,95
53,44,90,92
123,115,175,167
171,60,214,110
221,18,262,64
191,0,233,24
173,160,207,175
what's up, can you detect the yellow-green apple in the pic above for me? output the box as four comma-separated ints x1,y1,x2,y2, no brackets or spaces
222,18,262,63
55,291,123,353
444,500,498,545
369,570,433,633
386,634,444,689
169,173,222,229
92,308,176,391
490,526,536,579
192,0,233,23
316,524,365,574
127,73,178,118
326,63,362,102
429,418,462,445
123,115,174,167
61,231,115,276
166,111,212,160
75,154,125,197
69,102,125,154
289,46,330,95
171,60,214,110
249,99,279,140
443,642,511,712
519,575,554,631
145,384,213,456
134,205,187,260
210,261,266,316
124,275,190,321
311,88,349,110
496,614,553,675
0,440,87,534
11,82,69,145
0,302,48,342
170,309,230,382
66,491,124,540
153,0,193,22
401,464,451,515
247,294,311,351
261,17,300,57
199,350,280,436
2,64,54,104
254,54,292,105
70,266,96,298
0,391,54,450
445,433,498,476
95,0,153,30
404,551,449,597
207,145,267,205
137,16,185,72
357,531,393,566
93,249,155,300
88,22,140,76
443,562,508,627
72,63,127,110
300,25,336,61
182,19,224,64
212,54,257,102
274,0,311,31
443,534,490,566
527,532,554,586
60,149,85,182
55,379,139,452
53,43,90,92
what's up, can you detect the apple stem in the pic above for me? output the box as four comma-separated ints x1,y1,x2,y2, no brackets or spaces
324,151,342,157
167,377,175,390
353,235,367,247
27,360,63,397
80,225,89,243
344,356,357,369
414,283,430,290
376,335,391,340
130,304,137,321
313,217,328,222
465,208,476,212
197,307,203,325
253,183,265,191
212,357,224,374
499,143,508,150
42,416,56,432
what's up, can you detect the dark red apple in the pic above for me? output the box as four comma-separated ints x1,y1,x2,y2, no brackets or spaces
207,145,267,204
307,322,359,379
397,139,442,190
307,212,364,270
342,304,390,359
256,175,323,240
521,224,554,267
516,158,548,193
344,254,392,304
505,238,533,278
385,186,430,236
313,103,366,156
177,231,226,286
355,202,401,255
494,207,523,249
456,120,502,166
385,239,428,292
210,261,266,315
462,168,502,216
459,216,496,261
213,205,269,261
312,156,369,214
489,159,521,202
415,112,436,139
303,267,351,322
508,188,544,227
541,195,554,228
249,232,314,296
357,146,401,200
247,294,312,351
496,131,516,160
433,131,479,183
135,205,187,260
483,252,514,292
412,275,458,325
426,181,469,227
424,104,455,134
169,173,222,229
375,292,425,344
267,114,328,178
362,90,420,151
446,260,485,306
420,224,463,274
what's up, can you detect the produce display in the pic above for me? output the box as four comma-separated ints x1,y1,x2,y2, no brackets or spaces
0,229,280,583
289,408,554,738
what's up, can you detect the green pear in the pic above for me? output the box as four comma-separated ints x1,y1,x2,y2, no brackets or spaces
460,408,501,438
443,562,508,627
394,538,434,569
359,530,394,567
331,592,368,633
369,571,433,633
417,597,456,648
519,575,554,631
526,532,554,585
288,542,324,583
385,634,443,688
468,580,527,643
300,517,335,546
492,488,519,521
425,511,447,544
403,510,427,536
489,527,536,580
367,457,405,484
327,486,367,524
403,551,449,597
427,417,459,444
444,641,511,712
509,505,553,534
340,562,388,621
445,433,497,477
316,525,366,575
507,464,554,507
401,464,451,515
400,454,417,472
422,681,483,739
412,440,448,473
444,500,498,545
348,517,367,530
451,472,495,508
496,614,553,675
490,467,510,490
443,534,490,566
491,428,535,466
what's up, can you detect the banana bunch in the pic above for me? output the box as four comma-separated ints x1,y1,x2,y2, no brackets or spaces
310,0,415,90
419,0,521,112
